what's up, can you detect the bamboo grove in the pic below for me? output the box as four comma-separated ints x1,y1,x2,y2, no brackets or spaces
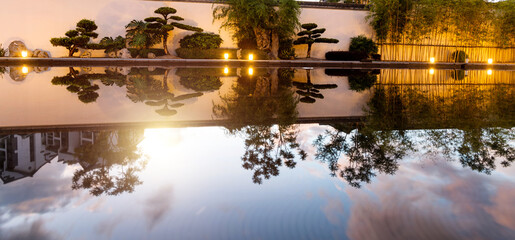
368,0,515,62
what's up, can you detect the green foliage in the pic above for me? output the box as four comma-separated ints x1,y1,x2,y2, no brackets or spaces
96,36,126,53
294,23,339,58
349,35,378,56
125,20,161,49
50,19,99,57
179,32,223,49
175,48,238,59
368,0,515,47
451,50,468,63
278,38,296,59
213,0,300,56
72,130,146,196
128,48,165,58
145,7,203,55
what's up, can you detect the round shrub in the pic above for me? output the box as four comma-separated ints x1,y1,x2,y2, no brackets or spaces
179,32,223,49
349,35,378,56
451,50,468,63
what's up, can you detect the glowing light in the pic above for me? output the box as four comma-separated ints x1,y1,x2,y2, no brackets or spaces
21,51,28,58
224,53,229,60
487,69,492,75
248,67,254,75
248,54,254,61
22,66,29,74
429,68,434,75
429,57,435,63
487,58,493,64
223,67,229,74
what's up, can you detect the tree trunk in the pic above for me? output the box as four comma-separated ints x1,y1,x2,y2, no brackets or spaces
163,35,169,55
69,46,76,57
307,43,312,58
270,33,279,60
254,28,271,52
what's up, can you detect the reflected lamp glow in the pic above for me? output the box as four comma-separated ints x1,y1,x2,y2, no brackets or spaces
429,68,435,75
224,53,229,60
22,66,29,74
248,67,254,76
248,54,254,61
223,67,229,74
21,51,28,58
487,58,493,64
429,57,435,63
487,69,492,75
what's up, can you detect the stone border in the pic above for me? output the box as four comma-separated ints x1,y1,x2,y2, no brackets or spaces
0,116,364,135
1,58,514,70
144,0,369,10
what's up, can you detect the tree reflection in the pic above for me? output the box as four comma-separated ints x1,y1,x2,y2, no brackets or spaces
214,68,306,184
293,69,337,103
126,68,203,116
314,82,514,187
52,67,125,103
71,129,147,196
314,123,412,188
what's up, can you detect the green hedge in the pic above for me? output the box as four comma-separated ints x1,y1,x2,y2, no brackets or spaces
241,49,270,60
176,48,238,59
179,76,222,92
128,48,165,58
179,32,223,49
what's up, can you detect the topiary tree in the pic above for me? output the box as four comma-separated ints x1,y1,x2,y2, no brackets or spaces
293,23,339,58
349,35,378,57
145,7,203,55
50,19,99,57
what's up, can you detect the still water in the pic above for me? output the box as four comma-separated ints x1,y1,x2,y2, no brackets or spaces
0,66,514,239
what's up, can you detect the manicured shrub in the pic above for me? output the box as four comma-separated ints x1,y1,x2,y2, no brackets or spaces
325,51,369,61
371,53,381,61
128,48,165,58
241,49,270,60
175,48,238,59
278,38,296,60
50,19,99,57
349,35,378,56
179,32,223,49
451,50,468,63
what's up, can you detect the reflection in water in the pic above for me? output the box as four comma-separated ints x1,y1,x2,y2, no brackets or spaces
293,69,337,103
1,129,146,196
0,66,514,239
127,68,203,116
52,67,125,103
313,69,515,187
214,68,306,184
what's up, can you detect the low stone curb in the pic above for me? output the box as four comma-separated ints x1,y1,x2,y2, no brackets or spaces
0,57,514,70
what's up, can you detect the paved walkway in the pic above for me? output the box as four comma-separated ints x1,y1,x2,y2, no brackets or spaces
0,57,514,70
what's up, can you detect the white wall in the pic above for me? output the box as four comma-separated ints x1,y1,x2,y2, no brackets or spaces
0,0,372,59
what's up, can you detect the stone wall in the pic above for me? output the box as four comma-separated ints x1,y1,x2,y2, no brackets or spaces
0,0,372,58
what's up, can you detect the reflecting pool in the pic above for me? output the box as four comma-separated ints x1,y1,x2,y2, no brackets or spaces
0,66,514,239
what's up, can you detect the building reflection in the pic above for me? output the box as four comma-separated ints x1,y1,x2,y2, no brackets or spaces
0,129,146,196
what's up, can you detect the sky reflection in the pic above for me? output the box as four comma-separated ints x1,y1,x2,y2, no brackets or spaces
0,125,514,239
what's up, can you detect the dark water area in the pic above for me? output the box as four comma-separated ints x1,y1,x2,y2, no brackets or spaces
0,66,514,239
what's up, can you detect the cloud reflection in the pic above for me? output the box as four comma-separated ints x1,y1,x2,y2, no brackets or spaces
345,159,515,240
